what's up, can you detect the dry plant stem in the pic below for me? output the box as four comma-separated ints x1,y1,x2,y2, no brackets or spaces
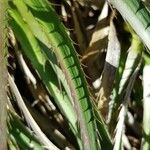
8,28,37,85
0,1,8,149
82,2,109,86
98,17,120,119
24,99,75,150
8,73,59,150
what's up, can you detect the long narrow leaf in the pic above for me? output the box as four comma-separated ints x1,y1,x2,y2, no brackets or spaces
8,110,43,150
11,0,99,149
109,0,150,52
8,6,78,141
8,73,59,150
142,54,150,149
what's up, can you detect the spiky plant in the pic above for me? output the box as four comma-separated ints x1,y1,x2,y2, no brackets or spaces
0,0,150,150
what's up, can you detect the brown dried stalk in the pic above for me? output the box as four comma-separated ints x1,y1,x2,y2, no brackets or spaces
0,1,8,149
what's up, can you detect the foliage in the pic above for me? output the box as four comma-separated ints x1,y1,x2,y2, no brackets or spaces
0,0,150,149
